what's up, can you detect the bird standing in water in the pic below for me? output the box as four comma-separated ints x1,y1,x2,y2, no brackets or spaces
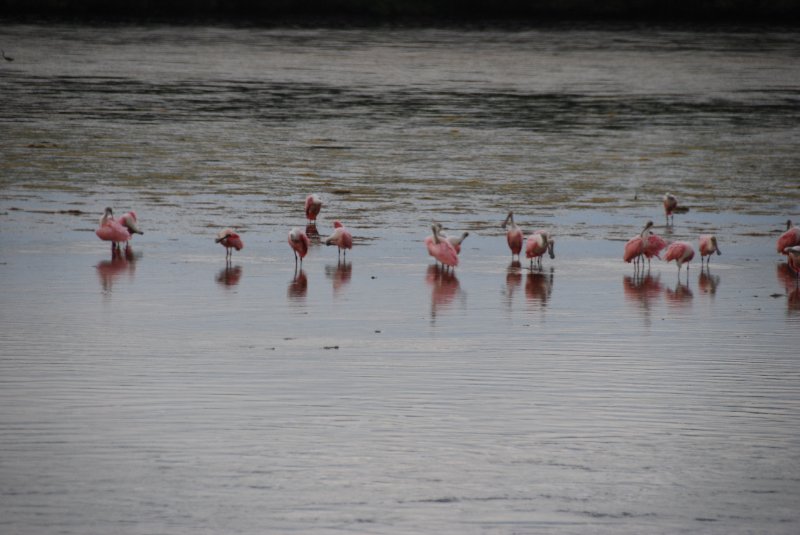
698,234,721,268
525,230,555,270
663,193,688,225
777,220,800,255
663,241,695,276
425,224,459,270
305,194,323,223
623,220,654,269
289,227,310,268
502,211,523,260
324,221,353,258
216,229,243,261
95,207,131,255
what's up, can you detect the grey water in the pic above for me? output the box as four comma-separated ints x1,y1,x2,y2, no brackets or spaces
1,23,799,534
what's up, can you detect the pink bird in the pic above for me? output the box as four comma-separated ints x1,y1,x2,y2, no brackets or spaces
784,245,800,280
698,234,721,267
643,233,668,267
435,223,469,255
324,220,353,258
663,241,695,275
95,207,130,255
117,211,143,241
425,224,459,270
289,227,310,268
777,220,800,255
663,193,688,225
525,230,555,269
305,194,323,223
623,220,655,268
502,211,523,260
216,228,243,261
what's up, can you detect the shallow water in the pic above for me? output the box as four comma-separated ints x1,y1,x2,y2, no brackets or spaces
1,23,799,534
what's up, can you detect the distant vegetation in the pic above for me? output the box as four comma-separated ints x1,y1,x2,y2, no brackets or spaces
1,0,798,22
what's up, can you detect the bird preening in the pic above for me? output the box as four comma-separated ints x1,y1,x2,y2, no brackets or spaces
216,228,244,262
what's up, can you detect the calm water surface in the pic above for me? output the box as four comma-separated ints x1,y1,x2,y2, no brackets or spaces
1,23,799,534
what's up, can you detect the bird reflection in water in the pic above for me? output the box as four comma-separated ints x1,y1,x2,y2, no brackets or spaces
776,263,800,313
664,279,693,307
525,267,554,307
698,268,720,296
96,248,139,293
325,260,352,296
504,260,523,307
305,223,320,243
622,272,662,326
426,264,461,321
288,269,308,302
216,265,243,288
623,272,663,309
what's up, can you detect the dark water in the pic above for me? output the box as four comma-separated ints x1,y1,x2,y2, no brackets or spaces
1,24,799,534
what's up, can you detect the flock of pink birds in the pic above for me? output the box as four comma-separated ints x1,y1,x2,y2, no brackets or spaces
94,192,800,279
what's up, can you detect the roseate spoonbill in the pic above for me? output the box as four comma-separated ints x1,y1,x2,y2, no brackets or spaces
289,227,310,268
95,207,130,255
643,233,668,267
118,210,143,250
324,221,353,258
663,193,689,225
525,230,555,269
502,211,523,260
216,228,243,261
698,234,721,267
777,220,800,255
784,245,800,280
663,241,695,275
623,220,654,268
435,223,469,254
305,194,323,223
425,224,459,270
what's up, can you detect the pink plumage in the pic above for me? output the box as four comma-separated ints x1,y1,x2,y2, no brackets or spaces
425,225,458,268
777,221,800,254
698,234,721,265
95,207,130,252
502,212,523,258
663,241,695,272
305,194,323,222
623,236,644,263
289,228,310,265
325,220,353,254
643,233,668,261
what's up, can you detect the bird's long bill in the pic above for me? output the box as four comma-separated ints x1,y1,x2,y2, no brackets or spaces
128,221,143,234
547,241,555,259
502,212,513,229
715,245,721,255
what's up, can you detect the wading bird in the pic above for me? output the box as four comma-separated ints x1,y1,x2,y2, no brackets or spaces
324,221,353,258
216,229,243,261
502,211,523,260
525,230,555,269
289,227,310,268
698,234,721,267
784,246,800,280
623,220,655,268
663,193,688,225
777,220,800,255
425,224,458,270
663,241,695,275
305,194,323,223
117,211,143,248
95,207,130,255
435,223,468,255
